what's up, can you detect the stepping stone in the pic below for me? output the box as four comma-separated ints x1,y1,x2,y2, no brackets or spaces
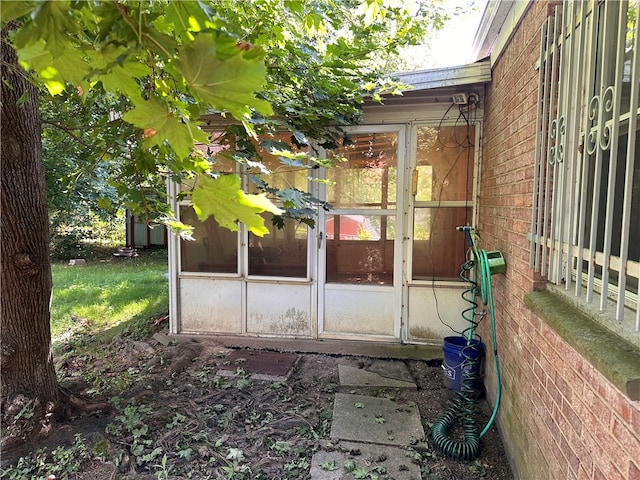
330,393,424,447
216,350,300,381
338,363,416,388
309,442,422,480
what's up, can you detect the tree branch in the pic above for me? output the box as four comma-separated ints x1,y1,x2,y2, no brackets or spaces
40,119,92,148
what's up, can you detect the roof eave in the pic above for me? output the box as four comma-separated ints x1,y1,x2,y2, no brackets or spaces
392,60,491,92
470,0,533,66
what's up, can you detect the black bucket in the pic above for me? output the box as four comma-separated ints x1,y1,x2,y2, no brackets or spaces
442,336,485,391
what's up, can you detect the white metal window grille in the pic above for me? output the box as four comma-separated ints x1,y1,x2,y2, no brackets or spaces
530,0,640,333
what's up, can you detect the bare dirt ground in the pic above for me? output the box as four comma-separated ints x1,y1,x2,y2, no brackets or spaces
1,320,514,480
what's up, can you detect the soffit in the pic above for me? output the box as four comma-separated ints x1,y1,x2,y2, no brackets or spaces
391,61,491,91
361,61,490,117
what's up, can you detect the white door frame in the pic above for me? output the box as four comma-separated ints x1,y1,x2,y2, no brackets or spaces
316,124,408,341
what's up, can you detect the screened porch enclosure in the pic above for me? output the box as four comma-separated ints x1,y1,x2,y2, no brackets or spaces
168,76,488,343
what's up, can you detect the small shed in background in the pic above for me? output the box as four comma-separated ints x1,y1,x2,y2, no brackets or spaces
125,210,167,248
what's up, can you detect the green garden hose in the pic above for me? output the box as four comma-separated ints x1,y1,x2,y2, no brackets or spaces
477,249,502,438
431,228,503,460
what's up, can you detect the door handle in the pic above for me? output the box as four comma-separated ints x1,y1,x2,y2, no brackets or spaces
318,231,324,248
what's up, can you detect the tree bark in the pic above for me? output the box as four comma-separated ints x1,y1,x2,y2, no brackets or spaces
1,27,61,437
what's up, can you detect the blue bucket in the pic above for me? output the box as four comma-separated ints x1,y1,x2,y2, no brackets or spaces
442,336,485,391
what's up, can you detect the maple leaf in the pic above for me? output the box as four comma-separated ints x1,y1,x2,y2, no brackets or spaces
122,96,209,159
176,34,273,120
191,174,283,237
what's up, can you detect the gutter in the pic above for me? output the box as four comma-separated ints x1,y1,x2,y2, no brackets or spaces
470,0,533,66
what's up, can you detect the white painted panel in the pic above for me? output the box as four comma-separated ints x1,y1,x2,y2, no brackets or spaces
179,278,242,333
407,285,470,342
149,225,165,246
247,283,312,336
133,223,147,247
323,287,395,336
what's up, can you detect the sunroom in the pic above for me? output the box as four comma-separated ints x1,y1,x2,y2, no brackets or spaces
167,61,491,345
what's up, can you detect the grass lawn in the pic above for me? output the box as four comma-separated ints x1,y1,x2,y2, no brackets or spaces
50,249,169,340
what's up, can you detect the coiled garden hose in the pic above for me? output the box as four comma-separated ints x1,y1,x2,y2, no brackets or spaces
431,341,484,460
459,259,484,342
431,229,503,460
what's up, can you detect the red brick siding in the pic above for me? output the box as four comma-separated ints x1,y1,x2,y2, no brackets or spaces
477,1,640,478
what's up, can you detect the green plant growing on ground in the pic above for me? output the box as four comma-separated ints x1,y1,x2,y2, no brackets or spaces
283,457,310,479
154,454,172,480
270,440,292,455
14,400,34,421
469,459,489,478
320,460,338,471
222,447,251,480
1,434,91,480
106,402,165,470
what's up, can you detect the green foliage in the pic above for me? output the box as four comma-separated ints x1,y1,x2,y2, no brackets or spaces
41,88,130,255
208,0,435,154
468,459,490,478
13,401,34,420
1,434,91,480
320,460,338,471
192,174,283,236
106,402,162,468
174,33,273,120
283,457,310,478
344,458,357,472
3,0,443,237
269,440,292,455
49,212,125,259
154,454,172,480
3,0,276,232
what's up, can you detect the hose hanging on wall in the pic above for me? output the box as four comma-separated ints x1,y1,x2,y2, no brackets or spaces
431,227,503,461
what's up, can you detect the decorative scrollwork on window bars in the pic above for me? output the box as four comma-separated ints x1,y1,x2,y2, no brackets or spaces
599,85,615,151
549,115,566,164
586,86,615,155
586,94,600,155
549,118,558,164
556,115,565,163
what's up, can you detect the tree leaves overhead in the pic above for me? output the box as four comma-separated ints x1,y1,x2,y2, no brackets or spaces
212,0,434,148
175,34,273,120
122,96,209,160
6,1,272,153
4,0,278,232
3,0,445,235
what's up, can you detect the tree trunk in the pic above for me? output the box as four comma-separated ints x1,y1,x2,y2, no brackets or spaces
1,28,61,445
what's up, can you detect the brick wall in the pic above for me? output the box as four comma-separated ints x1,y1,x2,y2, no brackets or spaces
477,1,640,479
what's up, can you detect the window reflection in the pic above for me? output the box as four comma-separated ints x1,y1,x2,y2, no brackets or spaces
180,207,237,273
412,124,475,282
248,221,308,278
415,126,474,202
325,215,395,285
412,208,471,281
327,132,398,208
